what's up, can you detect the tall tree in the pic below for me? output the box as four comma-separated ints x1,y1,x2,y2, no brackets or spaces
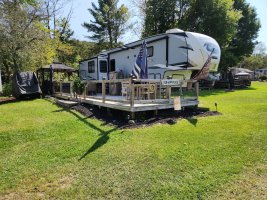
0,0,51,80
221,0,261,70
142,0,241,46
83,0,129,48
57,17,74,43
142,0,177,37
42,0,73,39
42,0,75,62
181,0,242,72
180,0,241,48
240,55,267,71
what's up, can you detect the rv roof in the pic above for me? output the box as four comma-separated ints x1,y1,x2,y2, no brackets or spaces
79,29,188,63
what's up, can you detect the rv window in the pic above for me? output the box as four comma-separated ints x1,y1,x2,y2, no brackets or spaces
100,60,107,73
88,61,95,73
147,46,153,57
110,59,116,72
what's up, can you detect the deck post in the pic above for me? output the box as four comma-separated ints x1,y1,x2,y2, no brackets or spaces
195,81,199,99
70,82,73,97
159,79,162,99
130,112,135,120
179,83,183,96
167,86,171,103
60,81,63,96
154,109,158,116
154,82,157,100
83,85,86,100
102,80,106,103
130,83,135,107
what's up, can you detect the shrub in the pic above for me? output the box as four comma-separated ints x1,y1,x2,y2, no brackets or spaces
2,82,12,96
259,75,267,81
72,77,85,97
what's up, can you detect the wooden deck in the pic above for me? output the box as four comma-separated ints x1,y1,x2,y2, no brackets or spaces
54,93,199,112
53,78,199,115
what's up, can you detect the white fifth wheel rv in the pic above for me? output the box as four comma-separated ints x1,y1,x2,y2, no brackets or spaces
79,29,221,81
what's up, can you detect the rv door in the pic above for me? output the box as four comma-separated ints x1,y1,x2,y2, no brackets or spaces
98,59,108,80
87,59,97,80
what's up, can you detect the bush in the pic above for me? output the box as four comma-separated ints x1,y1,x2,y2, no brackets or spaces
72,77,85,97
259,75,267,81
2,82,12,96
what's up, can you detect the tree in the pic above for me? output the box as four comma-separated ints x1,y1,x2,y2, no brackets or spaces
0,0,52,81
180,0,241,48
58,40,96,68
42,0,75,62
222,0,261,70
42,0,73,39
142,0,240,46
142,0,177,37
240,55,267,71
83,0,129,48
239,42,267,71
57,17,74,43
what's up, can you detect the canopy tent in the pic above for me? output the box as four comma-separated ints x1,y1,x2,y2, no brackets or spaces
12,71,42,98
40,62,76,72
37,62,76,95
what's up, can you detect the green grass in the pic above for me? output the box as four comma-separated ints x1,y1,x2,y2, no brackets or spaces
0,82,267,199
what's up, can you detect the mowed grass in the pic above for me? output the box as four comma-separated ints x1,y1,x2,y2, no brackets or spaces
0,82,266,199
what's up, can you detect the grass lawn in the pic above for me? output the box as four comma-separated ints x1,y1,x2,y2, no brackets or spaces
0,82,266,199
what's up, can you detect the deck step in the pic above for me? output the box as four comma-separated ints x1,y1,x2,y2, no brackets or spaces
55,99,78,108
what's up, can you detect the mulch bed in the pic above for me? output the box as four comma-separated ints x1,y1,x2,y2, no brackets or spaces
71,103,221,129
0,97,16,104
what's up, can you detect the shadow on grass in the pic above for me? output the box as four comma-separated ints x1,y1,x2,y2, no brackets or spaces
53,107,118,160
44,95,120,160
186,117,198,126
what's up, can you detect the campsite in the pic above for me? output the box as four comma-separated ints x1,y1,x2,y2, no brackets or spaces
1,82,267,199
0,0,267,199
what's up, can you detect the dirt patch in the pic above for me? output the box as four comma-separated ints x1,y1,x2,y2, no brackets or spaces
207,163,267,200
0,192,21,200
0,173,76,200
0,97,16,104
71,103,221,129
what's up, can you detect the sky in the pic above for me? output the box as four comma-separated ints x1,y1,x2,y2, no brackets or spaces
64,0,267,47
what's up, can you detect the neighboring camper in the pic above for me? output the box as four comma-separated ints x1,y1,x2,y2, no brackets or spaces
80,29,221,82
256,68,267,76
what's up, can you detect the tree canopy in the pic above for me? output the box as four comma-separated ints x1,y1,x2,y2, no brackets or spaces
0,0,95,82
83,0,129,48
0,0,50,79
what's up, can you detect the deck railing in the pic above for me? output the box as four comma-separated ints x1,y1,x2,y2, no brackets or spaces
53,78,199,106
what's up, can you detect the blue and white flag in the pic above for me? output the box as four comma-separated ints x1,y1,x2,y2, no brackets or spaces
132,40,148,79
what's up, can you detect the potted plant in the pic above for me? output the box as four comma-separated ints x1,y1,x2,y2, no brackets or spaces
72,77,85,98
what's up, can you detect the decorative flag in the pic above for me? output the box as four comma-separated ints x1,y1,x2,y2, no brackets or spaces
132,40,148,79
193,49,214,81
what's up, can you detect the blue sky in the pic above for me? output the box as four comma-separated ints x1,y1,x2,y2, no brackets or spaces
64,0,266,47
